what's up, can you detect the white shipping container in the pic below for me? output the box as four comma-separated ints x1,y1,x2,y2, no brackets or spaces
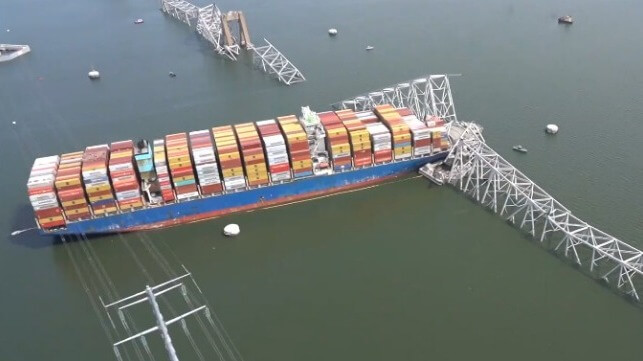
189,129,210,137
267,154,288,163
262,135,286,147
256,119,277,126
224,177,246,190
109,163,133,172
176,191,200,200
196,163,218,172
116,190,140,200
414,146,432,156
30,198,59,207
332,152,351,158
27,175,56,188
29,192,58,203
270,171,291,182
33,155,61,166
33,204,60,211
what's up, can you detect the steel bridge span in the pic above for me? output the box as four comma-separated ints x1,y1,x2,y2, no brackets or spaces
337,75,643,301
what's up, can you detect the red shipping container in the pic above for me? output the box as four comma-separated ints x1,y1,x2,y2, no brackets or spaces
200,184,223,194
269,163,290,173
35,207,62,218
40,219,67,229
57,188,86,201
175,184,197,194
67,212,91,221
63,201,89,209
88,189,113,198
220,159,243,168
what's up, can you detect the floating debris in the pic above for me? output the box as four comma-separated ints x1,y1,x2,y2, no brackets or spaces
366,45,374,51
168,71,176,78
223,224,240,237
134,18,144,24
558,15,573,24
545,124,559,134
88,69,100,79
12,121,16,125
512,145,528,153
328,28,338,36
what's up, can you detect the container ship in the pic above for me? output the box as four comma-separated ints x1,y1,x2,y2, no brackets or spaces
26,105,450,235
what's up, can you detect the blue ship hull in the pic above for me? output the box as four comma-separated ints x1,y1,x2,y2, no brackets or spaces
44,152,447,235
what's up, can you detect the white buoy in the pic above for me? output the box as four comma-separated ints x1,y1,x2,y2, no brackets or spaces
328,28,338,36
6,29,10,32
88,69,100,80
12,121,16,125
223,224,240,237
545,124,559,134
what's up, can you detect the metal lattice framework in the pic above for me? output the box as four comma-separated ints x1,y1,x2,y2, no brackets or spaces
251,38,306,85
333,75,457,122
161,0,200,26
195,4,239,60
444,121,643,301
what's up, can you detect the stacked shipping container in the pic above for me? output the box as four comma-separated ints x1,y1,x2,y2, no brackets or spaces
109,140,143,210
28,156,66,229
256,119,292,182
234,123,270,187
55,152,91,221
365,123,393,164
277,115,313,178
212,126,246,191
335,109,373,168
153,139,175,203
426,116,449,151
374,105,413,160
318,112,352,171
355,111,379,124
165,133,199,201
398,109,432,157
189,130,223,195
82,145,118,215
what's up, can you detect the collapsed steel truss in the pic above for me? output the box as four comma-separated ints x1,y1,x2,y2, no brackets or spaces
195,4,239,60
333,75,457,122
161,0,199,26
251,38,306,85
444,121,643,301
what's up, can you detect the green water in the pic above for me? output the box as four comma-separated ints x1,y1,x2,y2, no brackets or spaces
2,0,642,360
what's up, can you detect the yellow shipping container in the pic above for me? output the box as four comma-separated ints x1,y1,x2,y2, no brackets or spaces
89,194,114,203
38,215,65,223
120,202,143,210
292,161,312,169
86,184,112,193
173,175,195,182
62,199,87,208
394,146,412,155
393,134,411,142
65,208,89,216
55,177,82,188
222,168,244,177
168,161,192,170
218,152,241,161
243,153,265,162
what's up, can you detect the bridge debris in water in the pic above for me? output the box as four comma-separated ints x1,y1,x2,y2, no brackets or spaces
0,44,30,62
339,75,643,302
160,0,305,85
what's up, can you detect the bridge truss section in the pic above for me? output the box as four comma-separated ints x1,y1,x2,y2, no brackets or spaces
333,75,457,123
444,121,643,301
251,38,306,85
161,0,200,27
196,4,239,60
